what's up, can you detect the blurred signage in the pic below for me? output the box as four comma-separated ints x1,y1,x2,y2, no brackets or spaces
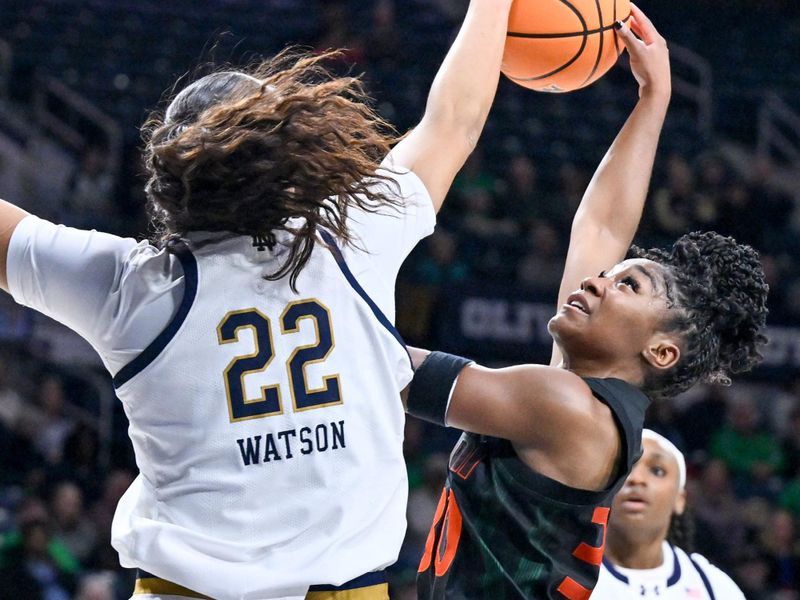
436,287,800,377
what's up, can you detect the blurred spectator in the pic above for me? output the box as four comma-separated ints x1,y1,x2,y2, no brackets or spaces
364,0,400,68
691,459,747,568
496,154,540,225
544,162,590,230
0,498,79,600
0,359,26,433
413,230,469,286
458,187,518,240
90,470,134,541
50,423,103,503
645,398,686,451
50,481,97,565
760,509,800,595
782,405,800,479
677,385,729,458
64,147,116,231
690,152,728,228
651,153,700,236
451,149,495,198
710,396,784,497
715,180,759,247
313,1,365,64
75,572,114,600
29,375,76,465
516,221,564,295
733,549,772,600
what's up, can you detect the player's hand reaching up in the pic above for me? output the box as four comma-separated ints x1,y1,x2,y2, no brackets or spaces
615,3,671,100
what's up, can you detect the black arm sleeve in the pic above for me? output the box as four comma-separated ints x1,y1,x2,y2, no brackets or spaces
406,351,473,426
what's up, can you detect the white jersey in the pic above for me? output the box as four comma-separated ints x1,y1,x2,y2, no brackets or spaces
590,542,746,600
7,168,435,600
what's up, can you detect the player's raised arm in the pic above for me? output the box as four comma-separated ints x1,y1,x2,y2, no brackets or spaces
0,200,30,292
386,0,513,212
550,4,671,366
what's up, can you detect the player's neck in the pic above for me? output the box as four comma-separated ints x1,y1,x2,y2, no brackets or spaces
605,530,664,570
562,355,642,386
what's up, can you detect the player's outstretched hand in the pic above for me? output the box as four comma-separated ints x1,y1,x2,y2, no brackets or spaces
615,3,671,100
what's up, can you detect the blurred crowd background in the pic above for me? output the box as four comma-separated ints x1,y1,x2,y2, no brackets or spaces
0,0,799,598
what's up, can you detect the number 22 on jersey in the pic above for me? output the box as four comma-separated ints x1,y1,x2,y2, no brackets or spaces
217,299,342,422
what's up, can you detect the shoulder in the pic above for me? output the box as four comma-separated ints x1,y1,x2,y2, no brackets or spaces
683,550,746,599
490,367,622,490
375,164,432,201
592,559,631,598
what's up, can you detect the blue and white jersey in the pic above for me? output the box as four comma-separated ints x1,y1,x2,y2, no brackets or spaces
590,542,745,600
7,168,435,600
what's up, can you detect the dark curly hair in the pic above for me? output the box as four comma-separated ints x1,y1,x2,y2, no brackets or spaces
631,231,768,401
142,48,401,290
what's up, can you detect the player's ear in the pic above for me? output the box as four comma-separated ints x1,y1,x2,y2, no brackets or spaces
673,488,686,516
641,334,680,372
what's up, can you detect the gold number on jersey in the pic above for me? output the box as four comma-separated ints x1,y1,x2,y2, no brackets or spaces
217,300,341,422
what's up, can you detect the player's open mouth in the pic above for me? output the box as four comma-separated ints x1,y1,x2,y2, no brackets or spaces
564,293,590,315
619,495,648,510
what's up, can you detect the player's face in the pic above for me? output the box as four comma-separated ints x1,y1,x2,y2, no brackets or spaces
548,259,675,369
609,438,685,534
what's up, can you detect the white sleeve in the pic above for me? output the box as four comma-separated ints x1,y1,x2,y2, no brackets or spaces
345,166,436,283
6,216,141,364
689,553,746,600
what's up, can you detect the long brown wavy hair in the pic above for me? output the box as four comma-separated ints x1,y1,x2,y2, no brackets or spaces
142,49,402,289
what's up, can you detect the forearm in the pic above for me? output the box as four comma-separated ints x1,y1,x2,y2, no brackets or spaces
572,92,670,246
423,0,513,139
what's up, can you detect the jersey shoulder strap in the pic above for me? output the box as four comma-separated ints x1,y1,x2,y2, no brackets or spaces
583,377,651,473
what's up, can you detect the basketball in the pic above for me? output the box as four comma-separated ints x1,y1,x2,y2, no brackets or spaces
502,0,630,93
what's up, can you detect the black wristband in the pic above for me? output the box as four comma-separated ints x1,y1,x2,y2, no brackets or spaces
407,351,473,426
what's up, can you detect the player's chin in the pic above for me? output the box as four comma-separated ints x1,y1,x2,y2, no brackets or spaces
548,311,588,342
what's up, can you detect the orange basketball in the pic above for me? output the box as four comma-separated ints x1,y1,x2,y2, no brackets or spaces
502,0,630,93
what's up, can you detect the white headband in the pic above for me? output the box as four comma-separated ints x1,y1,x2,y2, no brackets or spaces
642,429,686,490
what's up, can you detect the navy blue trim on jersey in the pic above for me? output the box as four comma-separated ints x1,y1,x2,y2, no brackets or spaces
318,229,411,366
602,546,683,589
602,557,629,584
308,570,386,591
113,242,199,389
666,544,682,586
689,555,717,600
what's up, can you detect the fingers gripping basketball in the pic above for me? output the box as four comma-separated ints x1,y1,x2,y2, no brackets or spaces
501,0,631,93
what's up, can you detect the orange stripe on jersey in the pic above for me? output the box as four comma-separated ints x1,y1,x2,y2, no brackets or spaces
434,490,463,577
571,507,610,566
419,488,448,573
556,576,592,600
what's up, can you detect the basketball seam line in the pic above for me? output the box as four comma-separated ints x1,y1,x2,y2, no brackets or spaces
506,14,630,39
506,0,589,83
581,0,605,85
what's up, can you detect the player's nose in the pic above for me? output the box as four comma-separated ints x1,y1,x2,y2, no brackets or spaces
580,276,605,297
625,464,648,487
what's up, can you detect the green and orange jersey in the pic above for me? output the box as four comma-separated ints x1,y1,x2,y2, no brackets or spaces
417,378,650,600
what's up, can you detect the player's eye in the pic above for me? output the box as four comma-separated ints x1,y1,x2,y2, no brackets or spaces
620,276,640,292
598,270,607,278
651,466,666,477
